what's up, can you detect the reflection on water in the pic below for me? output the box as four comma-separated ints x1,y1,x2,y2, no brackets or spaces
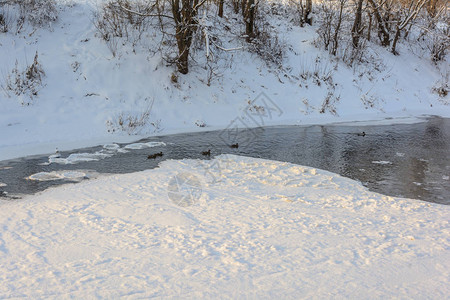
0,117,449,204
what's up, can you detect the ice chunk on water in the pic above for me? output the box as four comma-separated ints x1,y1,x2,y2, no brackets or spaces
42,141,165,165
48,152,112,165
27,170,88,182
49,153,61,159
103,143,120,151
28,172,63,181
123,141,166,150
372,161,392,165
0,182,6,187
66,152,111,162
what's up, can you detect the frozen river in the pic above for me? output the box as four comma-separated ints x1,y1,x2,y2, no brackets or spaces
1,116,449,204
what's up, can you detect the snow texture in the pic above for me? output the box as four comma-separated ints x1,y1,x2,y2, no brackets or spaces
26,170,91,181
0,155,448,298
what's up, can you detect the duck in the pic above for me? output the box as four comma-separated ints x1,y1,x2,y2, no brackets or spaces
357,131,366,137
202,149,211,156
147,152,163,159
230,143,239,148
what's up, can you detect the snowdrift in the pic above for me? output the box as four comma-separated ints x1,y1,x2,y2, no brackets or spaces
0,155,448,297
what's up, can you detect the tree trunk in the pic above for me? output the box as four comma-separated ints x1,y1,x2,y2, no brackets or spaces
296,0,304,27
391,25,401,55
368,0,390,47
244,0,255,40
304,0,312,25
351,0,364,49
331,1,344,56
232,0,240,14
218,0,224,17
241,0,247,15
176,38,190,74
171,0,198,74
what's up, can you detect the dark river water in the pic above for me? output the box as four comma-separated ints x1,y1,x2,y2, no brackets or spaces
1,117,449,204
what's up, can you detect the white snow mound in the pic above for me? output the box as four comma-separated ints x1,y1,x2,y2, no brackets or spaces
0,155,448,298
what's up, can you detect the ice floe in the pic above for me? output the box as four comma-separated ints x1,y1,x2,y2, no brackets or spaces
372,160,393,165
41,141,165,165
103,143,121,151
123,141,166,150
26,170,91,182
47,152,112,164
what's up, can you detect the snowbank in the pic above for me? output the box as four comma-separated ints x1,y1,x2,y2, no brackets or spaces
0,1,449,161
0,155,448,298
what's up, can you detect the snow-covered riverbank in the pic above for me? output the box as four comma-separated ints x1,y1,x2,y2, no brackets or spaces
0,155,448,297
0,0,449,161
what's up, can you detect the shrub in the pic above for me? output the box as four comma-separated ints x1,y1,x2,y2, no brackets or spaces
19,0,58,27
2,51,45,105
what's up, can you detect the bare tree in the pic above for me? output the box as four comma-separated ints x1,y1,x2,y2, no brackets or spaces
304,0,312,25
332,0,345,55
290,0,311,26
170,0,206,74
316,0,347,56
218,0,224,17
118,0,207,74
232,0,240,14
244,0,257,40
368,0,391,47
289,0,304,26
351,0,364,49
241,0,247,15
390,0,427,54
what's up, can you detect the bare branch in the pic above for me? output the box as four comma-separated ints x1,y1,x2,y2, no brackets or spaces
115,3,174,20
193,0,208,12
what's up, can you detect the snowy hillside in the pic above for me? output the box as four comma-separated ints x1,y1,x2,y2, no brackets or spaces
0,155,448,297
0,0,449,161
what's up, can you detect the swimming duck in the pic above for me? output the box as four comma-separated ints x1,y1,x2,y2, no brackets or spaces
147,152,163,159
202,150,211,156
357,132,366,137
230,143,239,148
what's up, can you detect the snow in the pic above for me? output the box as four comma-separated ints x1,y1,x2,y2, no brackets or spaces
123,141,166,150
46,152,112,164
372,160,393,165
36,140,165,165
0,0,449,161
0,155,448,297
27,170,90,181
0,3,449,295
